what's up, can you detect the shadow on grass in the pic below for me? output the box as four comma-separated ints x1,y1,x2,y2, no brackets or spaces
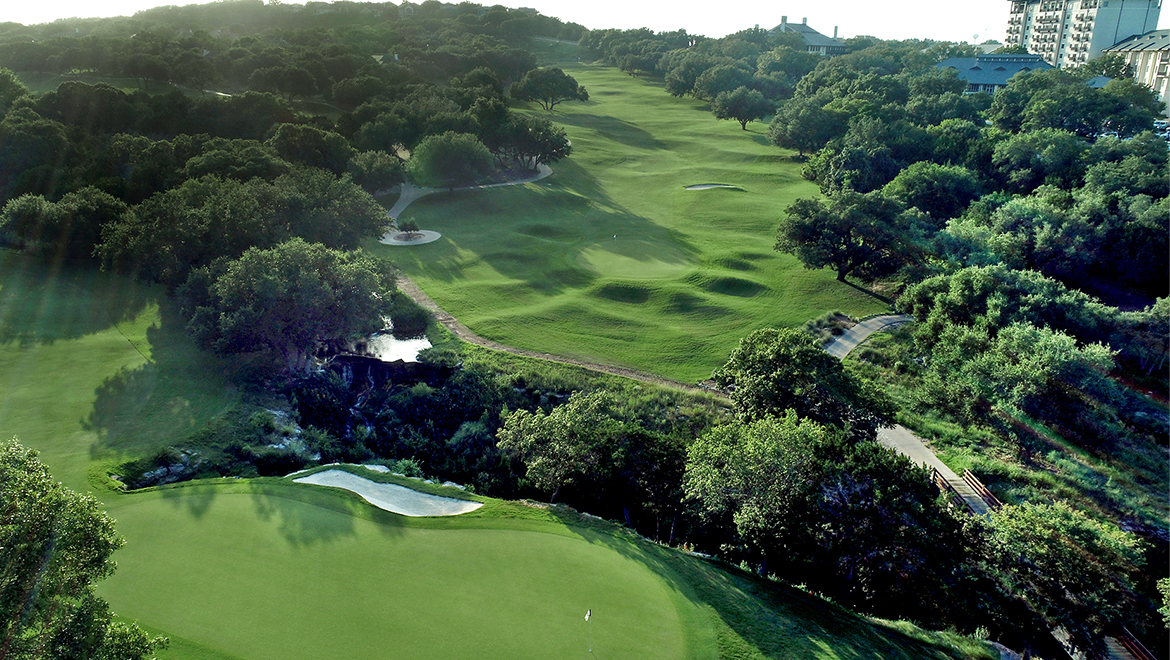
552,113,668,151
0,251,154,347
83,298,238,462
548,515,974,659
842,279,894,306
398,163,700,297
148,479,409,547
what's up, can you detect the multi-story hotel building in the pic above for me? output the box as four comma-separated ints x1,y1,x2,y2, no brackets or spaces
1105,29,1170,114
1003,0,1162,68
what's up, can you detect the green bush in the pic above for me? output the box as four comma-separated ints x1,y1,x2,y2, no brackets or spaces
407,131,493,188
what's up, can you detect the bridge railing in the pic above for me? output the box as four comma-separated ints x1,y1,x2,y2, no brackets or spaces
962,468,1003,510
930,468,978,515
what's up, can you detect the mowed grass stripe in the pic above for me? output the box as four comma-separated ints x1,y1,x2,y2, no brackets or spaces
375,64,887,382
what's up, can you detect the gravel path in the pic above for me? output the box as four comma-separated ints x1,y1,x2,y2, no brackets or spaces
386,164,553,219
823,315,991,515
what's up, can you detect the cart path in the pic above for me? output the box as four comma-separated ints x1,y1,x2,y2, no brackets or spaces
393,273,714,396
823,314,913,359
824,315,992,515
386,164,553,219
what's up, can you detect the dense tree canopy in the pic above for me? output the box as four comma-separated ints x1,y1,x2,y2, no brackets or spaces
712,328,894,440
0,438,166,660
684,413,968,620
182,238,394,375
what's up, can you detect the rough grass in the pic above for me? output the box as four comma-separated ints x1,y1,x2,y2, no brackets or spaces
372,63,888,383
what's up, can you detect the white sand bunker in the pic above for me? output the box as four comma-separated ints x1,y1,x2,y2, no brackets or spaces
379,229,442,246
294,470,482,517
684,184,741,190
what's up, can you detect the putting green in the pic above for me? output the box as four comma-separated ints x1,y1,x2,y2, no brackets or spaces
100,483,713,660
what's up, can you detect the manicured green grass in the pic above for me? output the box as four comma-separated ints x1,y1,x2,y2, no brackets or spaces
372,63,889,383
97,478,989,660
0,250,239,492
0,253,986,659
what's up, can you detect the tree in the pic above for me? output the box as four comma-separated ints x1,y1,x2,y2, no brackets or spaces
882,162,981,227
977,502,1144,659
684,414,967,620
917,321,1117,433
0,437,166,660
0,188,127,259
711,86,773,130
1075,53,1134,80
346,150,404,194
691,64,753,101
0,68,30,118
182,238,395,375
266,123,354,175
777,190,916,282
991,128,1086,193
767,97,847,157
509,67,588,111
488,114,571,170
407,131,493,188
496,391,624,502
756,46,820,82
712,328,894,440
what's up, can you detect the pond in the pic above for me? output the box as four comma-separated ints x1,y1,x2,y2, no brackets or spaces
362,333,432,363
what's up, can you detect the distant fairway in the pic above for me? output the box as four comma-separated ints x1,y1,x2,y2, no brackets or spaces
373,63,889,383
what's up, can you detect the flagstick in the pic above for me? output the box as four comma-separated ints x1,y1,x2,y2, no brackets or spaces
585,608,593,654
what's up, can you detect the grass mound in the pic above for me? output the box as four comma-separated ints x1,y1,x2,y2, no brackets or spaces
595,282,653,304
704,276,766,298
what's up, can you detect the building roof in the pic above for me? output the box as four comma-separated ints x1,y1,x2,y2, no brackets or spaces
1104,29,1170,53
935,53,1054,86
1085,75,1113,88
772,19,845,49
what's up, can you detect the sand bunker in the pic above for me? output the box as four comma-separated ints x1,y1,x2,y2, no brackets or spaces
684,184,741,190
294,470,482,516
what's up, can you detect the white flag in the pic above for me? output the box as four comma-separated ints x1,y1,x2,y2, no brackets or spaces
584,609,591,622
